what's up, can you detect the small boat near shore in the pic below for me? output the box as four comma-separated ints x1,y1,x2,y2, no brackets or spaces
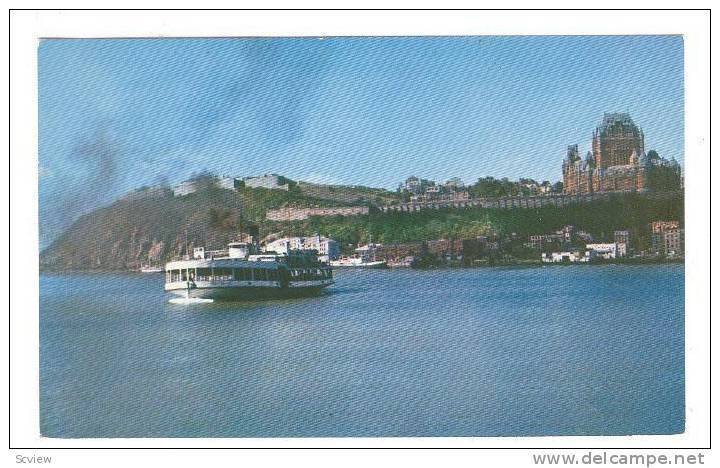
329,257,387,268
329,242,387,268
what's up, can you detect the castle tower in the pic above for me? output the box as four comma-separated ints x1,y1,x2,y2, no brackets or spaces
562,144,581,194
592,113,645,170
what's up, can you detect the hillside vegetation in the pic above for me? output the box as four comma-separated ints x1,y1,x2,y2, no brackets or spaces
274,192,684,248
40,183,683,271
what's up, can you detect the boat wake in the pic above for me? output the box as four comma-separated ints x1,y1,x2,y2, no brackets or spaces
168,297,214,305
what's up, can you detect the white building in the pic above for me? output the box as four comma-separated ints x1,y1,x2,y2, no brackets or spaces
265,235,339,262
541,251,583,263
616,242,627,258
172,180,201,197
173,175,239,196
585,243,617,260
243,174,290,191
217,176,241,190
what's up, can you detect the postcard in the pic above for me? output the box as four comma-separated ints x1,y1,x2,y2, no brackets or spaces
9,9,711,459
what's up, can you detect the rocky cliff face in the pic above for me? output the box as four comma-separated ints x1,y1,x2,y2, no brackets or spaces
39,182,362,271
39,178,399,271
41,187,230,271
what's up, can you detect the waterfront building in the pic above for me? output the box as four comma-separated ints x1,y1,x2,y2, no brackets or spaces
650,220,684,256
616,242,627,258
303,235,340,261
660,229,684,257
541,251,583,263
265,235,340,262
585,243,618,260
614,230,631,256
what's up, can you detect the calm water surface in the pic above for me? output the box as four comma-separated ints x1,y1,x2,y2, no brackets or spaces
40,265,684,437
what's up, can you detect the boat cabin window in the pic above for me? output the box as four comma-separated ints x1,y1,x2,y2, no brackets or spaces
196,268,211,281
214,268,233,281
233,268,251,281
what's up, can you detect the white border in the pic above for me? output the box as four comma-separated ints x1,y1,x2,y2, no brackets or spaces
8,9,711,451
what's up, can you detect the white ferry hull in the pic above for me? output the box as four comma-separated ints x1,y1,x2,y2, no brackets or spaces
165,280,333,301
140,267,163,273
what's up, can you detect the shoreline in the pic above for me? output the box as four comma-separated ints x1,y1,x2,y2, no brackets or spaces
39,257,684,275
407,257,683,271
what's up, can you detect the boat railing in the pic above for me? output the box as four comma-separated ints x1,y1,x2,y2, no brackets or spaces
205,249,229,259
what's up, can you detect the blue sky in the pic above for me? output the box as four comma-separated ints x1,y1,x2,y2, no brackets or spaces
38,35,684,245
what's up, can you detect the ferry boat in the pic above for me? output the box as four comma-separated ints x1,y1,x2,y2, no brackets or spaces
164,241,333,301
329,242,387,268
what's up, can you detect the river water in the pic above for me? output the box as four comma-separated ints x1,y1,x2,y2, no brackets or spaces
40,265,684,437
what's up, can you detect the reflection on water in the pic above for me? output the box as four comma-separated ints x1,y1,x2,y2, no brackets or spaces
40,265,684,437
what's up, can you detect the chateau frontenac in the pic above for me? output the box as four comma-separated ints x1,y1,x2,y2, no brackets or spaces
562,113,681,195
